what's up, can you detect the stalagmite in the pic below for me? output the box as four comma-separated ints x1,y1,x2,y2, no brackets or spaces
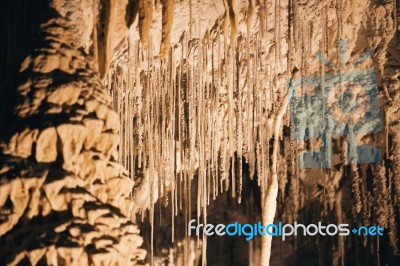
261,92,288,266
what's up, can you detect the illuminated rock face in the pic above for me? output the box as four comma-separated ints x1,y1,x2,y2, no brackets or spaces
0,2,145,265
108,0,400,265
1,0,400,265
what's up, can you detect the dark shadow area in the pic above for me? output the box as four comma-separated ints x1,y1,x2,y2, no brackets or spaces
0,0,55,140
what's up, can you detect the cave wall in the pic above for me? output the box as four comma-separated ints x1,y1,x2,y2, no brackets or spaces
108,0,400,265
0,1,145,265
1,0,400,265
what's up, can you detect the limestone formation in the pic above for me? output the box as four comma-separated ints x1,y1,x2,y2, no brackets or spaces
1,0,400,265
0,9,145,266
106,0,400,264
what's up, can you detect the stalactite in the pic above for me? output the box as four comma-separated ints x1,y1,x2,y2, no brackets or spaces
335,0,343,42
292,166,300,222
236,41,243,203
351,164,362,214
138,0,154,47
228,42,236,198
372,164,388,228
387,198,399,253
276,0,281,70
259,0,266,39
160,0,175,58
393,0,397,32
214,28,221,199
223,0,238,48
362,168,372,231
336,187,345,266
101,0,400,263
256,60,263,189
385,110,389,158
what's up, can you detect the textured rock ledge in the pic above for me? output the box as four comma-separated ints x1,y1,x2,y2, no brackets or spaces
0,16,145,265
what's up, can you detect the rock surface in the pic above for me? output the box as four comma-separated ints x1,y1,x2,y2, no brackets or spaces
1,0,400,265
106,0,400,264
0,4,145,266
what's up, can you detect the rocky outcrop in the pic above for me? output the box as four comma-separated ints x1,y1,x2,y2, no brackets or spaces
0,14,145,266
